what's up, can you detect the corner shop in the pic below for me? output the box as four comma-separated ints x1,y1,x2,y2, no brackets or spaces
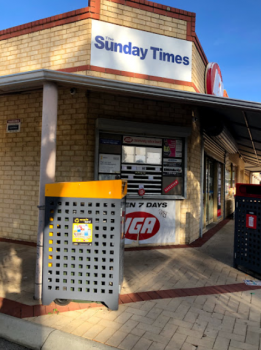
0,0,261,248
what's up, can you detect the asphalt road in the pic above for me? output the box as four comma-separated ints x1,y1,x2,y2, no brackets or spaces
0,338,28,350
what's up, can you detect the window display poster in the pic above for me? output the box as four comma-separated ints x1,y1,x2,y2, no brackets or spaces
162,177,183,195
163,158,182,166
99,154,121,173
163,158,183,176
125,200,176,245
163,139,182,158
99,133,122,154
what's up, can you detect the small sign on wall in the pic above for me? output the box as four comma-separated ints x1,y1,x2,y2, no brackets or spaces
6,119,20,133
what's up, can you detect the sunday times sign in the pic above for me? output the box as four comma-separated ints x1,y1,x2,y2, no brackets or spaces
91,20,192,82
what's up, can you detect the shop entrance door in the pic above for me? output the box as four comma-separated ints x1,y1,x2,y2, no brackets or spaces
205,157,214,225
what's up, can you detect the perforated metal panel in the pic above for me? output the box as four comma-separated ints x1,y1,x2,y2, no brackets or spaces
234,196,261,274
42,197,125,310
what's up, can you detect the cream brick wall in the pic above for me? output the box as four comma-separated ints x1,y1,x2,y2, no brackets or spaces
56,89,89,182
180,121,202,243
0,4,206,93
0,88,201,243
0,92,42,242
86,69,197,92
192,43,206,94
100,0,187,40
0,89,88,242
0,20,92,75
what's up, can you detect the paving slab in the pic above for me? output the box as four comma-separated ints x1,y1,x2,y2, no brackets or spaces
0,221,253,305
2,220,261,350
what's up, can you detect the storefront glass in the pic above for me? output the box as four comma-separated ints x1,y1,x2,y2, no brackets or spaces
205,157,214,224
98,132,185,197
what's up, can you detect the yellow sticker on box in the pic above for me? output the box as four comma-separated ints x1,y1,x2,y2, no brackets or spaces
72,218,93,244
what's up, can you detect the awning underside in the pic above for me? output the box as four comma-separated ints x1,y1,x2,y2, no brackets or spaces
200,106,261,172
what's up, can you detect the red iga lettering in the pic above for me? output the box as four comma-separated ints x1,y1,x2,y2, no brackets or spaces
125,212,160,240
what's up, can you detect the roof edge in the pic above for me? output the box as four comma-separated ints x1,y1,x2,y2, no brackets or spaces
0,69,260,112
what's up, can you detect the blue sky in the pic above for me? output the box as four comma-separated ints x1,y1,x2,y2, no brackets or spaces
1,0,260,102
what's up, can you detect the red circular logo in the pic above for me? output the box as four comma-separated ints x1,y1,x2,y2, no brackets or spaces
138,188,145,196
205,62,226,97
124,137,133,143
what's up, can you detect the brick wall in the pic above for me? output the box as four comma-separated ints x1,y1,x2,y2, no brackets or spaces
192,43,206,94
0,88,202,243
0,89,89,242
0,19,92,75
0,92,42,241
180,121,202,243
56,89,89,182
100,0,187,39
0,2,206,93
83,68,197,92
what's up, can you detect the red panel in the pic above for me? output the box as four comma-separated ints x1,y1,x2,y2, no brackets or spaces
236,183,261,198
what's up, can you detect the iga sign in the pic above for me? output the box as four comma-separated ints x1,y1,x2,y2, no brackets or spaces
126,212,160,241
205,62,227,97
125,200,176,245
91,20,192,82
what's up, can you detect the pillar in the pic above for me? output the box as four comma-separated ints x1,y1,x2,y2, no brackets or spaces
34,82,58,300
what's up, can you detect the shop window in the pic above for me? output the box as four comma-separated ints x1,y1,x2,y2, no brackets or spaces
97,132,186,198
225,163,237,197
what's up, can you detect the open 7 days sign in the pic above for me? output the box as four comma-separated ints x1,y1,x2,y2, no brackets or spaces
91,20,192,82
125,200,176,245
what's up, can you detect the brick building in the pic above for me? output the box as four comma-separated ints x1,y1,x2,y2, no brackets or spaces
0,0,260,248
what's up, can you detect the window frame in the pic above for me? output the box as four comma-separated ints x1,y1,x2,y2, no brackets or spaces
95,118,190,200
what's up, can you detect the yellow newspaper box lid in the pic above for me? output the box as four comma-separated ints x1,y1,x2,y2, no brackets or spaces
45,180,127,199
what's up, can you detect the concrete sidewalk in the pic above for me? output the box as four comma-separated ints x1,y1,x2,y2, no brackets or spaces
2,220,261,350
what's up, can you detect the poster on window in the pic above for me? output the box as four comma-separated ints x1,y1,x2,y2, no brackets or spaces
99,154,121,173
163,158,183,176
163,139,182,158
162,177,183,195
125,200,176,245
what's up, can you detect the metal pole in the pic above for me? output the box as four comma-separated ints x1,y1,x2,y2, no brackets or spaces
34,82,58,300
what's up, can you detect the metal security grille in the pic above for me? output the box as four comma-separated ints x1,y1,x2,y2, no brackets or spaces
203,133,225,164
121,164,162,195
42,196,125,310
234,196,261,274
